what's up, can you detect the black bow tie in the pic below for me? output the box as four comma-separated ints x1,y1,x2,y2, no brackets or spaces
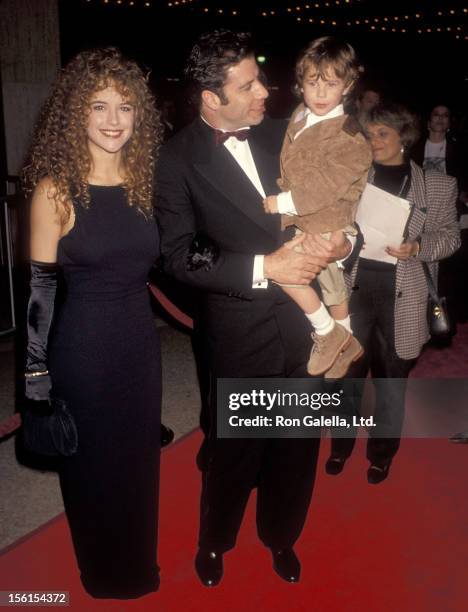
214,129,250,146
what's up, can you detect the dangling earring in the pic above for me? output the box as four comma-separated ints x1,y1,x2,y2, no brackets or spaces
400,146,405,154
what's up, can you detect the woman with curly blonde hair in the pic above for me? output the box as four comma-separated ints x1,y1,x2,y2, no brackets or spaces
22,47,164,599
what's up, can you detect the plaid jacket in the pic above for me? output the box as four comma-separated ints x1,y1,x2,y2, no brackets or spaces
346,161,460,359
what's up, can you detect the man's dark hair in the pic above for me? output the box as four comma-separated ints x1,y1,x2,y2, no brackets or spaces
184,29,254,105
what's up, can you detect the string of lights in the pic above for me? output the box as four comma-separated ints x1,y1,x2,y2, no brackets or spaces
81,1,468,40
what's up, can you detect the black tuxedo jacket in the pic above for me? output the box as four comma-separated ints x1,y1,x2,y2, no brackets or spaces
156,116,312,377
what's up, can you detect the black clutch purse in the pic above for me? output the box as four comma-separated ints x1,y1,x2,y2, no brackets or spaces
422,262,451,336
22,397,78,457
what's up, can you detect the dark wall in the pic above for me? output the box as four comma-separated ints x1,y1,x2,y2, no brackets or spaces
58,1,468,125
0,66,7,190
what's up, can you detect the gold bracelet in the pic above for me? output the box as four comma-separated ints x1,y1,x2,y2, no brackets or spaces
24,370,49,379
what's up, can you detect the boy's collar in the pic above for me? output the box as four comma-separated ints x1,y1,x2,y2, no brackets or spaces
295,103,344,123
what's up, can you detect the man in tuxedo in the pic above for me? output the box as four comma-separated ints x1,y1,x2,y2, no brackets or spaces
156,30,351,586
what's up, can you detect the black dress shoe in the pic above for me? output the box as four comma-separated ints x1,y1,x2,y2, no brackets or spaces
325,455,347,475
160,424,175,447
367,462,391,484
271,548,301,583
450,431,468,443
195,549,223,587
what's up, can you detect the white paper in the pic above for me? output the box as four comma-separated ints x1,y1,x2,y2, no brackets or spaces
356,183,411,265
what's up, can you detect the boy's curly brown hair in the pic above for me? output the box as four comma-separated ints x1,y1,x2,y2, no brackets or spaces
23,47,162,218
294,36,362,98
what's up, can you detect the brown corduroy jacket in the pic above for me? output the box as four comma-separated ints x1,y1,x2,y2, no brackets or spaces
278,104,372,234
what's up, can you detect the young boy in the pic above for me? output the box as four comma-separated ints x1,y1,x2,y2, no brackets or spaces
264,36,372,378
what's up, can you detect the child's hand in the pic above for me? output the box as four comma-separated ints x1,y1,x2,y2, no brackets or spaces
263,195,279,214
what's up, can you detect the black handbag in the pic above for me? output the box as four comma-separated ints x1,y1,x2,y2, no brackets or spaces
22,396,78,457
422,262,451,336
419,170,452,336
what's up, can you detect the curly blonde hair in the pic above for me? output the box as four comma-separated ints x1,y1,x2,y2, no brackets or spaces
23,47,163,218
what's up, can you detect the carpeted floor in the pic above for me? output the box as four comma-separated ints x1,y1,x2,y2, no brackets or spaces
0,431,467,612
1,325,467,611
411,322,468,379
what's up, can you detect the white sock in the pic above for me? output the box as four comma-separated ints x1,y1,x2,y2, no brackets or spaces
305,303,335,335
335,316,352,333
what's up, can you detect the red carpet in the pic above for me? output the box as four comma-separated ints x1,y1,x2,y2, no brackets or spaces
1,430,467,612
412,322,468,379
1,326,467,610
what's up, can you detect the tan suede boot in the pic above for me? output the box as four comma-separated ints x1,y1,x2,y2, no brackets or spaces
324,335,364,379
307,323,351,376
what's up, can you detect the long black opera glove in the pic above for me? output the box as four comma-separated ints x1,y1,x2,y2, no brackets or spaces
25,261,58,401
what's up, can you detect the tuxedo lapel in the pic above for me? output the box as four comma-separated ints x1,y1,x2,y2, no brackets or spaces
248,127,281,199
192,118,279,238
